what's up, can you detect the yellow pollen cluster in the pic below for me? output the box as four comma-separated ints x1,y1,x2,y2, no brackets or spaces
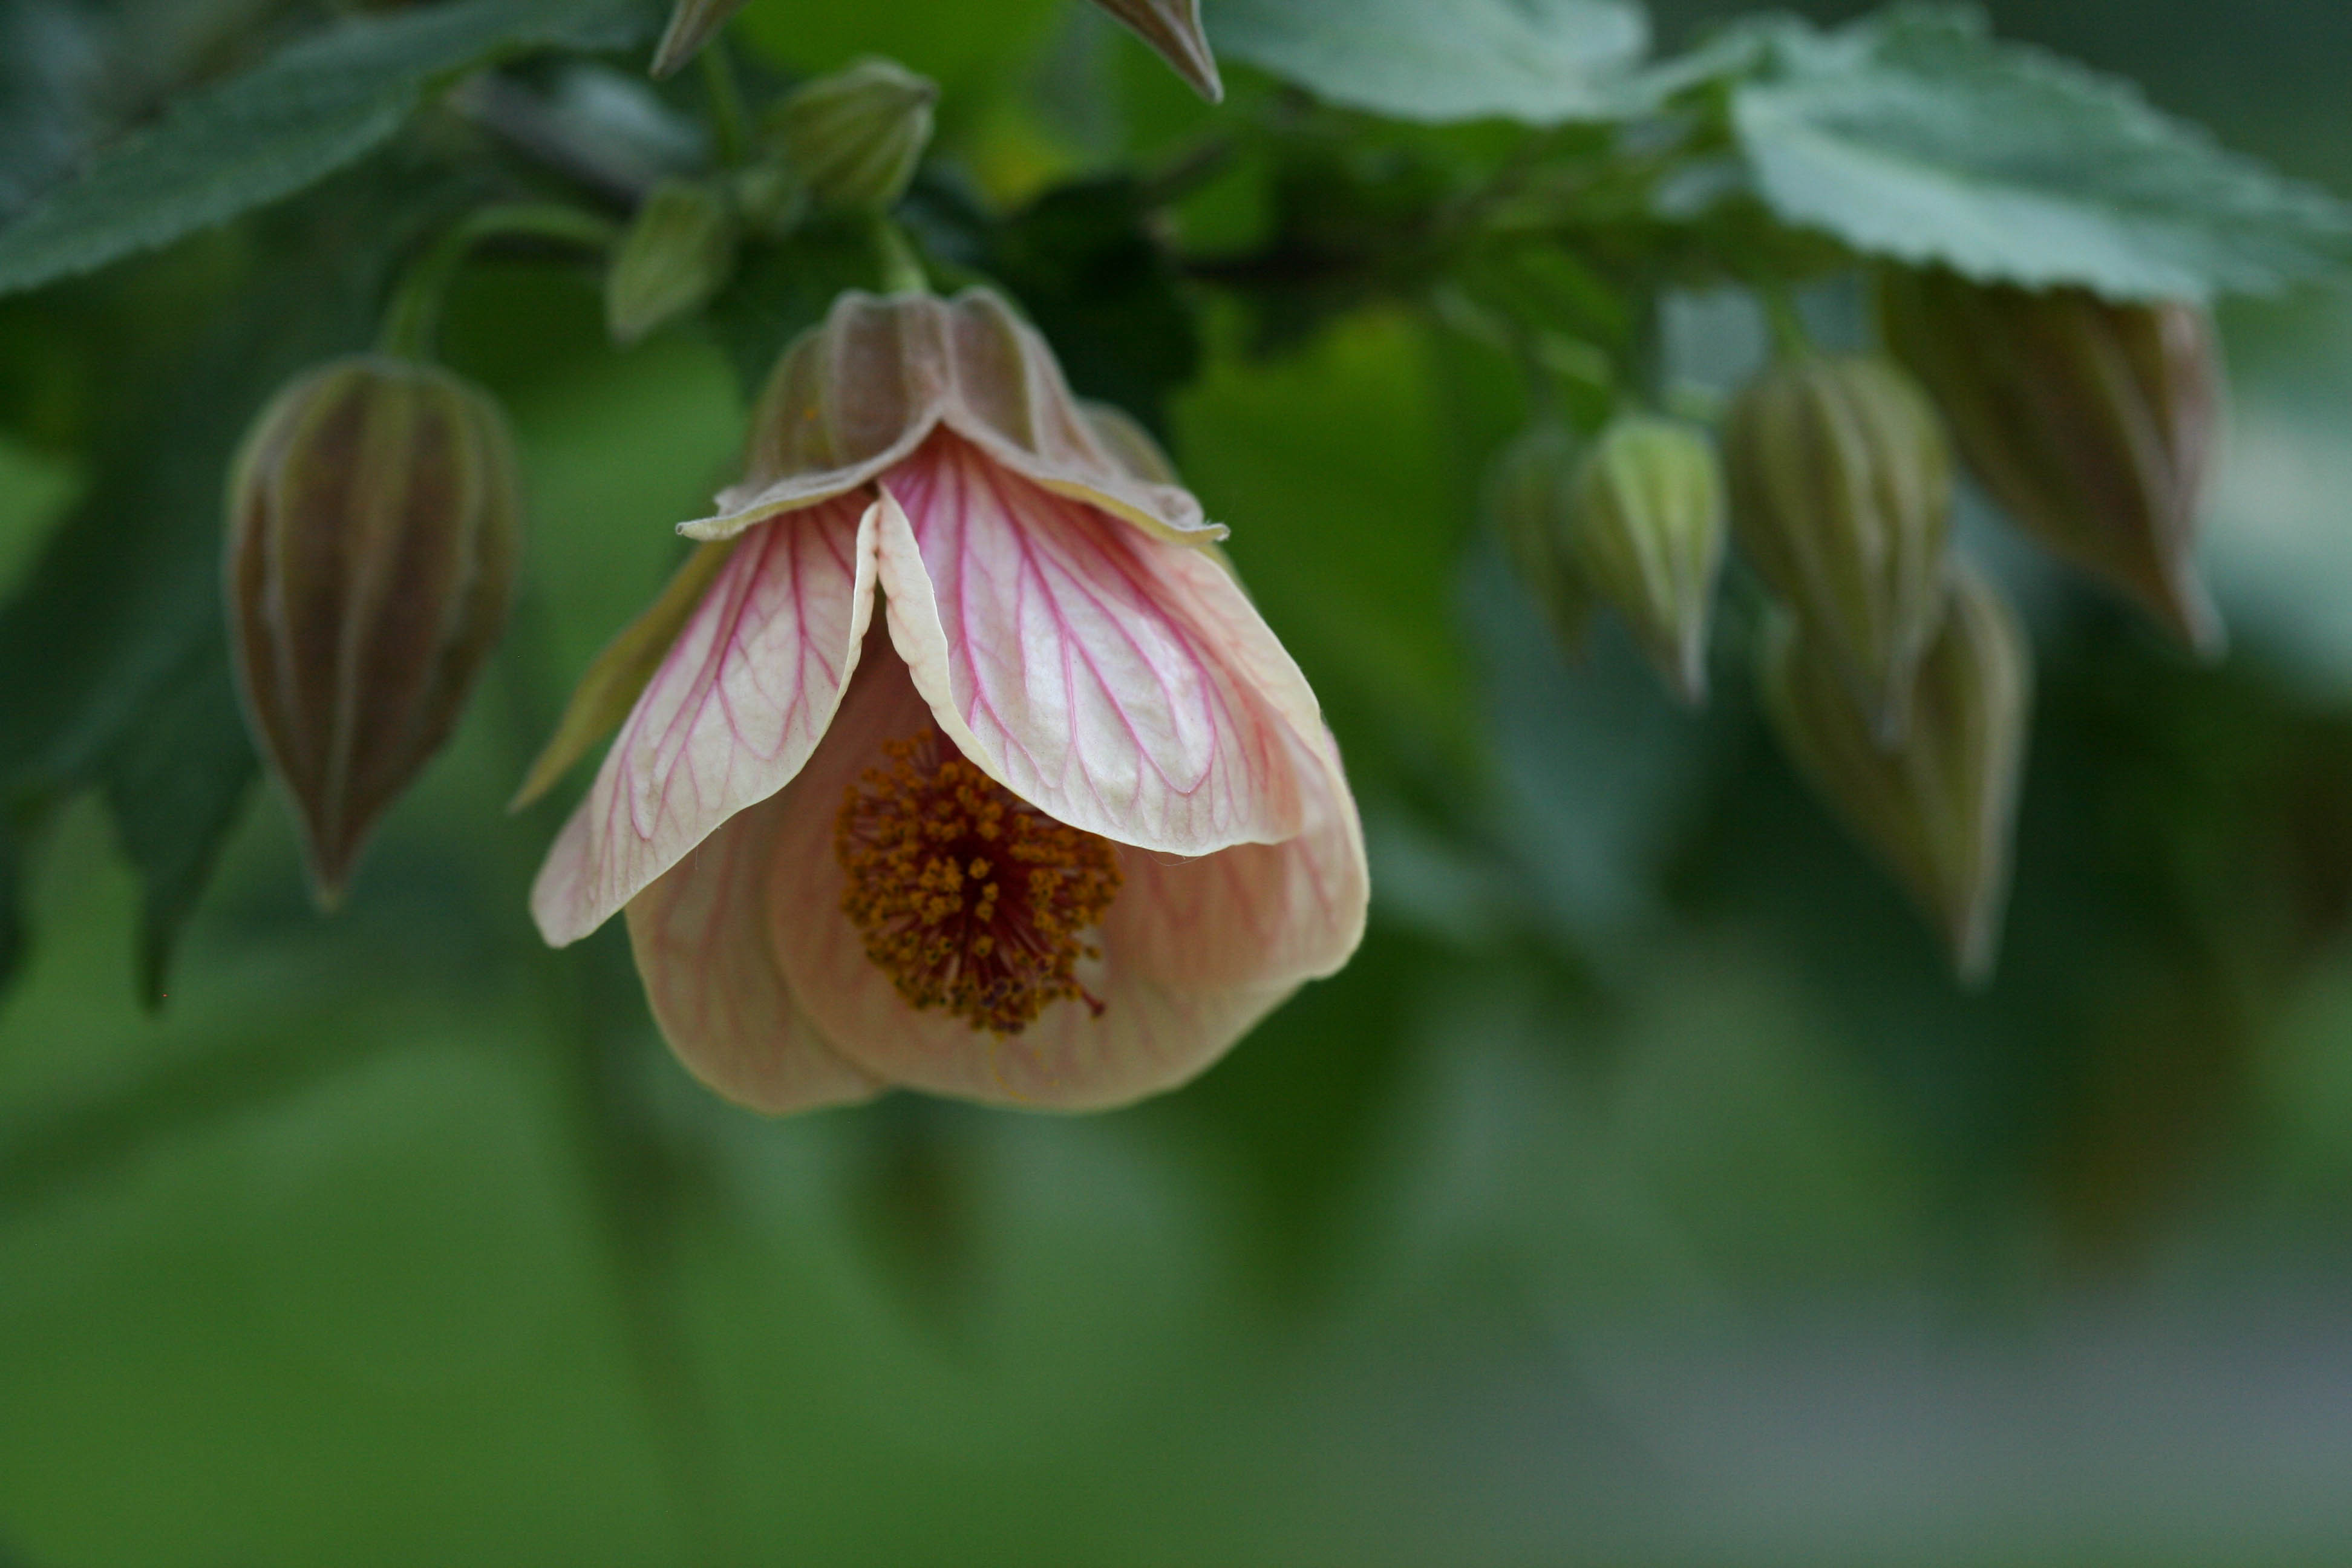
835,729,1122,1034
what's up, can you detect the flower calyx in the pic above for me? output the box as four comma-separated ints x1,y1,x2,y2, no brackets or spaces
227,355,522,906
1571,413,1728,704
762,57,939,216
1763,558,2033,984
690,287,1218,545
1878,266,2225,656
1488,417,1595,656
1726,350,1956,741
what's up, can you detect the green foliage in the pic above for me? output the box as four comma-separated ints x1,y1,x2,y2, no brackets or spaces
979,177,1201,433
1728,4,2352,299
1203,0,1648,124
0,0,654,296
703,217,886,400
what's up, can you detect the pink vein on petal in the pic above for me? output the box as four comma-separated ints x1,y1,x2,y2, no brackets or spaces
531,494,878,945
875,433,1302,856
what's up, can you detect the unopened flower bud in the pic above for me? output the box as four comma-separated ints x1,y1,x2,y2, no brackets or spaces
1571,414,1726,703
1486,419,1593,654
1091,0,1224,102
226,355,522,906
606,178,738,344
1763,560,2032,983
765,58,938,215
648,0,746,79
1725,352,1955,739
1877,267,2224,655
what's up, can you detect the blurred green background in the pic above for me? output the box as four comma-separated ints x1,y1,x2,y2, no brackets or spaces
7,1,2352,1563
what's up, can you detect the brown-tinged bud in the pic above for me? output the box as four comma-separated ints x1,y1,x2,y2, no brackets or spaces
1089,0,1224,102
606,178,738,345
1877,267,2224,655
649,0,747,79
764,58,938,215
1571,414,1727,703
1486,419,1593,654
226,355,521,906
1763,559,2033,983
1725,352,1955,739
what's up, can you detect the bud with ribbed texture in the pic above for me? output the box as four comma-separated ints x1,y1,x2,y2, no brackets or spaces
765,58,938,215
1763,560,2032,984
606,178,737,344
226,356,522,906
1486,419,1593,654
1726,353,1955,739
1571,414,1726,703
1092,0,1224,101
1878,267,2224,655
648,0,747,78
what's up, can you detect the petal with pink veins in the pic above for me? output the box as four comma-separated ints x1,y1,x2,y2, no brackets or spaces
874,433,1306,858
626,793,880,1114
533,494,878,946
767,650,1368,1110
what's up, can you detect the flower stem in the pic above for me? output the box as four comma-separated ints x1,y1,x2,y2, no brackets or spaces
872,217,930,295
377,203,621,360
699,37,749,168
1760,286,1814,359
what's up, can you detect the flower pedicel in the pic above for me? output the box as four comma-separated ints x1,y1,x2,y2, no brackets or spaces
531,289,1367,1113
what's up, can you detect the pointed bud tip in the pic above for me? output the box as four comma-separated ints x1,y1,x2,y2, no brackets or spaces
649,0,749,78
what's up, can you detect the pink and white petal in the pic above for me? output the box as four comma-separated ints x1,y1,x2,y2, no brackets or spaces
1108,719,1368,993
532,494,878,946
873,433,1305,858
765,652,1362,1110
625,793,879,1114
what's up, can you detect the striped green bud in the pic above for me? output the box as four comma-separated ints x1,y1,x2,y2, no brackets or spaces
606,178,737,345
226,356,522,906
765,58,938,215
1763,560,2033,983
1571,414,1727,704
1878,267,2223,655
1487,419,1593,655
1726,353,1955,740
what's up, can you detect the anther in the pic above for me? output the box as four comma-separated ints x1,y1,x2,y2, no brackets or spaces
835,729,1121,1034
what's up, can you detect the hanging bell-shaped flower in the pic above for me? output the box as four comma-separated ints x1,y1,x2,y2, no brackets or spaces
226,355,522,906
1726,352,1955,740
765,57,939,215
1877,267,2224,655
1762,559,2033,983
1570,413,1727,703
606,177,738,344
1486,419,1594,655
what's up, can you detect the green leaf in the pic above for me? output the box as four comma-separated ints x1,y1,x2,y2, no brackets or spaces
0,0,654,297
983,177,1201,436
1730,4,2352,300
1201,0,1648,124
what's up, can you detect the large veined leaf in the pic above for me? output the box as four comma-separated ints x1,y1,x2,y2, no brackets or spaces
1201,0,1647,125
0,0,653,296
1730,4,2352,300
